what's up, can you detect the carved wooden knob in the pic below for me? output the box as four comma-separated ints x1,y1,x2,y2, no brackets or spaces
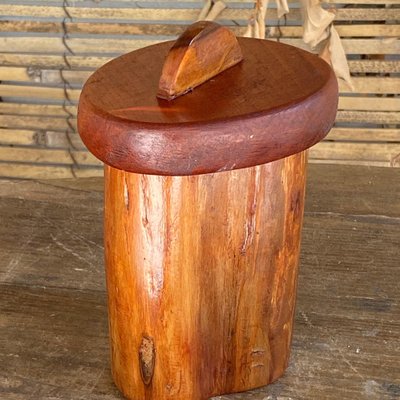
157,21,243,100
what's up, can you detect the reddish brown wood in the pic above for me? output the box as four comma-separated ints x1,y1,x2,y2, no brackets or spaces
157,21,243,100
78,38,338,176
104,151,307,400
77,32,338,400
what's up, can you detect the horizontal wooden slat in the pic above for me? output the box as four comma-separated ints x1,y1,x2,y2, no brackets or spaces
0,54,110,69
0,161,103,179
308,159,396,168
1,21,399,38
1,79,397,109
0,146,101,166
23,67,400,94
0,37,154,54
0,162,74,179
341,38,399,55
310,142,400,166
0,114,400,148
1,125,398,149
1,96,398,118
0,5,268,20
3,0,399,4
0,128,38,146
327,128,399,142
338,97,400,112
1,53,398,74
0,85,80,102
0,114,76,131
0,128,85,149
0,146,72,164
73,151,102,167
0,5,398,22
0,66,91,85
348,60,400,74
339,78,400,94
0,144,398,179
73,166,103,178
336,111,400,124
0,37,398,55
3,125,398,150
0,103,75,117
2,158,395,180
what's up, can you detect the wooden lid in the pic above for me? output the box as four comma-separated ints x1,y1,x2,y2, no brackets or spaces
78,37,338,176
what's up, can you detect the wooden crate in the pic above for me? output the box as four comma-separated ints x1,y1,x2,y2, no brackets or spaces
0,0,399,179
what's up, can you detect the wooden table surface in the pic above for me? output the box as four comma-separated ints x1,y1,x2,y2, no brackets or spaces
0,164,399,400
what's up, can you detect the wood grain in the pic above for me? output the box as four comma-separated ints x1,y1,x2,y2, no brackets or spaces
157,21,243,100
104,152,307,399
1,20,399,38
78,37,337,175
0,165,399,400
0,4,399,21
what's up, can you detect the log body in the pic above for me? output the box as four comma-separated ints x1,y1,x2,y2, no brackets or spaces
104,151,307,400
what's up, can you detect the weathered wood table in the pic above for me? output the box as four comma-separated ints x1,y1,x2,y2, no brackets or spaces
0,164,399,400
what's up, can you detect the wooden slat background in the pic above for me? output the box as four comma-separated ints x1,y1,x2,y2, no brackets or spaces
0,0,399,179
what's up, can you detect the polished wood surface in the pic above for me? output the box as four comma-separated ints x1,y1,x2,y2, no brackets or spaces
104,152,307,400
78,38,338,175
157,21,243,100
76,31,338,400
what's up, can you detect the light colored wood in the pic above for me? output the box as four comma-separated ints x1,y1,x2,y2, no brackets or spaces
0,115,76,131
0,162,74,179
73,166,103,178
73,151,102,167
310,142,400,166
0,53,111,69
0,5,294,20
338,97,400,112
0,161,102,179
0,128,38,146
0,4,398,21
327,128,400,142
0,85,80,101
1,130,82,151
0,102,76,117
339,77,400,94
1,54,398,75
2,20,399,38
336,110,400,125
0,37,397,55
348,60,399,74
308,159,396,167
0,146,100,166
0,147,73,165
7,69,400,109
0,66,90,85
104,151,307,399
2,78,397,108
0,37,153,54
2,96,399,118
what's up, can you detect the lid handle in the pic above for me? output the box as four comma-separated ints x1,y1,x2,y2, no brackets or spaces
157,21,243,101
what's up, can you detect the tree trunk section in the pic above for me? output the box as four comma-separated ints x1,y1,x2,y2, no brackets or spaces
104,151,307,400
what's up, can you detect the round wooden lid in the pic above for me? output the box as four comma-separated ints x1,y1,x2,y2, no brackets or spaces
78,37,338,176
